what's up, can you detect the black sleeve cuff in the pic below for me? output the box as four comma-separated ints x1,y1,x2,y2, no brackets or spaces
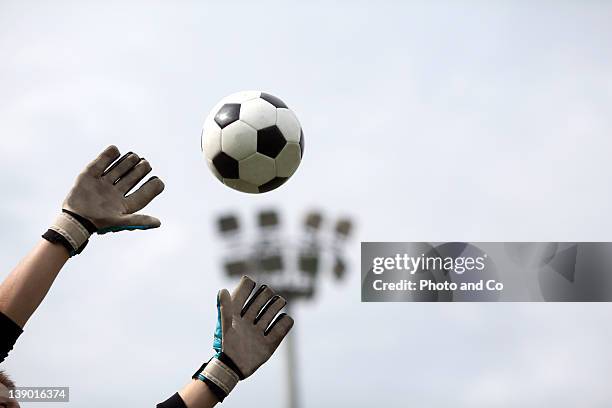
0,312,23,364
156,392,187,408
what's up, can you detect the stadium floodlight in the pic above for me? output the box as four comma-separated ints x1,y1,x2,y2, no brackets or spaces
335,218,353,239
224,260,250,277
258,210,280,229
215,208,354,408
217,214,240,235
299,253,320,277
283,285,315,300
304,211,323,231
333,256,346,280
259,254,284,273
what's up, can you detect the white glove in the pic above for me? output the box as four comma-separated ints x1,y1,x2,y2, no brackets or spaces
193,276,294,402
43,145,165,256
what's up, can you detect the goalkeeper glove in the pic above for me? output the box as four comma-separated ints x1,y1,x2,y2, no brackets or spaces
43,145,165,256
193,276,294,402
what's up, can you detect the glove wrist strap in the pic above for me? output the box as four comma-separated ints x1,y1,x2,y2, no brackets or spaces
194,357,239,402
43,210,95,256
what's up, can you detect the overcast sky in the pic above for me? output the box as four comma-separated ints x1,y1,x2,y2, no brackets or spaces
1,1,612,407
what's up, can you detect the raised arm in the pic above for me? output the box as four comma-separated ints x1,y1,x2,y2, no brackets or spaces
0,240,70,329
158,276,294,408
0,145,164,349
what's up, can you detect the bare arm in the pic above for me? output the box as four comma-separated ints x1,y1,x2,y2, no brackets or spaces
178,381,219,408
159,277,294,407
0,145,163,332
0,240,69,328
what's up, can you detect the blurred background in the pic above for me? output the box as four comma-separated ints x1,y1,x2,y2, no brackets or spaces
1,1,612,407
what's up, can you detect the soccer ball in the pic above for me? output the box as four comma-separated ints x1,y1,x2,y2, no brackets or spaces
201,91,304,193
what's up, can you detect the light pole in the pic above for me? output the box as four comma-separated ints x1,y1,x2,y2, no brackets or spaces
215,209,354,408
284,302,299,408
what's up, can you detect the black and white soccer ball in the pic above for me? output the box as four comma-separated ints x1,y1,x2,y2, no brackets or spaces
201,91,304,193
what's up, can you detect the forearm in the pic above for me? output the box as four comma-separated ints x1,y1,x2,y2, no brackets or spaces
157,381,219,408
178,380,219,408
0,239,69,327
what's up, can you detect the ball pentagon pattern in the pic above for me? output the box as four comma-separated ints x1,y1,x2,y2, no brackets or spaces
202,91,303,193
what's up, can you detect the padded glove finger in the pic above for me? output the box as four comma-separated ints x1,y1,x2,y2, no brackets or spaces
115,159,152,194
240,285,275,322
102,152,140,183
125,176,165,213
231,276,256,308
254,295,286,328
85,145,121,176
265,313,295,344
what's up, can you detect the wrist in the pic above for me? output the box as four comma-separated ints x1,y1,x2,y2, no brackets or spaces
177,380,221,408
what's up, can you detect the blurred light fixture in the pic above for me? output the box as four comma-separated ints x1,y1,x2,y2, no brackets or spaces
299,253,320,276
259,254,284,273
333,257,346,280
258,210,280,229
335,219,353,238
218,215,240,234
304,211,323,231
224,260,249,276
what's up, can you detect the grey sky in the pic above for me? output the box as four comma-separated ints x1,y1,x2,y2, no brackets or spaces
1,1,612,407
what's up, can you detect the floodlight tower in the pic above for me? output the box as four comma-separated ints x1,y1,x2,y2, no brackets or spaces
215,209,353,408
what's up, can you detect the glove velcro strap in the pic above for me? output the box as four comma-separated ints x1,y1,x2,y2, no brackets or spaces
49,212,92,252
200,358,239,398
